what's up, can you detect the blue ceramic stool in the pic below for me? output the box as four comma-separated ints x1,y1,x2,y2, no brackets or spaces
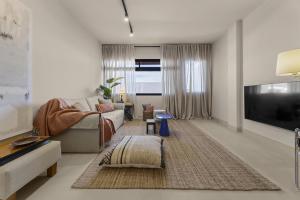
156,113,174,137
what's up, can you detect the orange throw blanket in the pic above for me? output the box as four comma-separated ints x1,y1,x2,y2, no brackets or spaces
33,99,115,145
100,117,116,146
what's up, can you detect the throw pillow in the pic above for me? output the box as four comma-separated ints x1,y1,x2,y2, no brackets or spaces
99,136,164,168
96,103,114,113
145,105,154,112
64,98,91,111
86,96,101,111
72,102,89,112
142,104,151,111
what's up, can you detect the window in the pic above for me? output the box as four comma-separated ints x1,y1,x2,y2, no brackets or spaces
185,60,206,93
135,59,162,95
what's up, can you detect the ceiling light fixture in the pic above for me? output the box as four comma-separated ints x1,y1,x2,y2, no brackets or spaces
129,22,133,37
124,15,129,22
121,0,134,37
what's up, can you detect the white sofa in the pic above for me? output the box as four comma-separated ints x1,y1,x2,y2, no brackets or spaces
53,96,124,153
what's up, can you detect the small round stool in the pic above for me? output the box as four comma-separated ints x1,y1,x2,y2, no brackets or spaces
146,119,156,134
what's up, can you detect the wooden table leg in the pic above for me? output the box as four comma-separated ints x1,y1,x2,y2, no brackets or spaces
7,193,16,200
47,162,57,177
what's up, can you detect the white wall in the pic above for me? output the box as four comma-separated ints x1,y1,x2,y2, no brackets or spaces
212,32,228,123
212,21,243,130
22,0,101,110
242,0,300,147
135,46,161,59
227,21,243,130
213,0,300,147
134,46,163,119
243,0,300,86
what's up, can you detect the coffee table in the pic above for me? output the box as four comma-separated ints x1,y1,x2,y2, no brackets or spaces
156,113,174,137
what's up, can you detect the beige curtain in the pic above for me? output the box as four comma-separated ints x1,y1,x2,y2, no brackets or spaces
102,44,136,104
161,44,212,119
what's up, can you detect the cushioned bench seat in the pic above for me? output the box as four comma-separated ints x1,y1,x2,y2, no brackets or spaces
0,141,61,200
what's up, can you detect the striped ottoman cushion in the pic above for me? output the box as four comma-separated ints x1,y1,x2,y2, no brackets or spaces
99,136,164,168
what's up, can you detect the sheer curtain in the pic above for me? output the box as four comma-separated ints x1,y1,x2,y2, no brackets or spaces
161,44,212,119
102,44,136,104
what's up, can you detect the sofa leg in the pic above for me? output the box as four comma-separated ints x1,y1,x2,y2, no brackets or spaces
7,193,16,200
47,162,57,177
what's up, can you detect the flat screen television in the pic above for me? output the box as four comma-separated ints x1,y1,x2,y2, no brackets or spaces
244,82,300,131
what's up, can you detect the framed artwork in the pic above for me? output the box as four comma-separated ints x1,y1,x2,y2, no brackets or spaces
0,0,32,140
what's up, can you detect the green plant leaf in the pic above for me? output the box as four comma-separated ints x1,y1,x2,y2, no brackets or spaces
106,77,124,84
97,77,124,98
110,82,121,88
113,77,124,82
103,89,112,98
99,85,109,91
106,78,115,84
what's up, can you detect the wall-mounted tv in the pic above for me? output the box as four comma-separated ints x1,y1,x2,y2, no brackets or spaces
244,82,300,131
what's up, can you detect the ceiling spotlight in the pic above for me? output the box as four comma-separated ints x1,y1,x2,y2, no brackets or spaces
124,15,129,22
122,0,134,37
129,22,134,37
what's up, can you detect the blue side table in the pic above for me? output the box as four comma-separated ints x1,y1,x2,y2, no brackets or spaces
156,113,174,137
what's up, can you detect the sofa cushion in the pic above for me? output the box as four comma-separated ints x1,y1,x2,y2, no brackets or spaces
86,96,100,111
113,103,125,110
72,102,90,112
64,98,90,111
102,110,124,130
71,113,100,129
71,110,124,130
99,136,164,168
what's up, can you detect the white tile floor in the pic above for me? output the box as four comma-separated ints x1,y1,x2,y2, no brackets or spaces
18,120,300,200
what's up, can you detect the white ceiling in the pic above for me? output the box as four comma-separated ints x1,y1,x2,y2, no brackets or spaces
60,0,265,44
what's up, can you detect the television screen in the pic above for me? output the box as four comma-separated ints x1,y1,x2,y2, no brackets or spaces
244,82,300,131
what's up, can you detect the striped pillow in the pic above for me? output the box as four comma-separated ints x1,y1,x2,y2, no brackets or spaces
100,136,164,168
96,103,114,113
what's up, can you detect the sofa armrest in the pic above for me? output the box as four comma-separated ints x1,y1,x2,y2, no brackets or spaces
114,103,125,110
71,113,100,129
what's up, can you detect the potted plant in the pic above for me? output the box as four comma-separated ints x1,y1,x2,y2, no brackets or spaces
96,77,123,99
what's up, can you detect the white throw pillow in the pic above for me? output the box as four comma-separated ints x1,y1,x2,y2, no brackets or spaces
86,96,100,111
100,136,164,168
72,102,88,112
64,98,91,111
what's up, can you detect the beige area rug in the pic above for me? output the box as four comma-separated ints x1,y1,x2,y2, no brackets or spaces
72,120,280,191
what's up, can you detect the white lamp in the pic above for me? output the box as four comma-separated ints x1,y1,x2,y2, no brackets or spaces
276,49,300,188
276,49,300,76
119,88,126,103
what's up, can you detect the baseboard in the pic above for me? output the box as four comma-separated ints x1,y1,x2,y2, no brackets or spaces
212,117,242,132
213,117,293,148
